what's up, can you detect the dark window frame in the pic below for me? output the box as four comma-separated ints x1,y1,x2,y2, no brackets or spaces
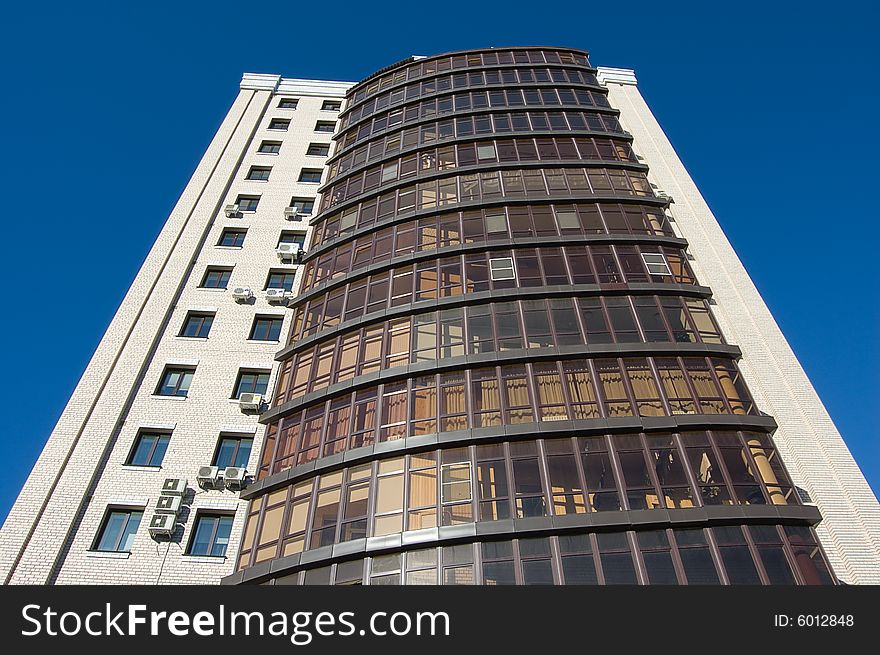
199,267,233,289
217,228,246,248
156,366,195,397
187,512,235,557
232,369,271,399
299,169,324,183
250,315,284,341
126,431,171,467
93,507,144,553
179,311,215,338
212,435,254,469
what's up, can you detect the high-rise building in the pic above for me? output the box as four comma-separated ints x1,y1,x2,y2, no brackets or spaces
2,47,877,586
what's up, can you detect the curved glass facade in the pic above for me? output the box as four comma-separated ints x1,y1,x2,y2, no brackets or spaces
233,47,835,585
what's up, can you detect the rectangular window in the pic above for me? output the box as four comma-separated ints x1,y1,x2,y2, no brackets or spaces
488,257,515,280
246,166,271,181
199,267,232,289
641,252,672,276
233,370,270,398
306,143,331,156
250,316,283,341
269,118,290,130
156,367,194,397
322,100,342,111
278,98,299,109
236,195,260,212
213,436,253,469
278,232,306,248
188,514,234,557
315,121,336,133
127,432,170,467
218,228,246,248
94,509,142,552
290,197,315,215
258,140,281,154
265,270,297,291
180,312,214,338
298,169,323,183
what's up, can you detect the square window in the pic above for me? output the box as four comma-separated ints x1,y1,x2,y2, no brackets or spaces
290,197,315,215
489,257,515,280
94,509,143,552
156,366,195,397
265,270,296,291
315,121,336,133
200,267,232,289
322,100,342,111
269,118,290,131
233,370,270,398
127,432,170,467
180,312,214,338
258,140,281,154
278,98,299,109
641,253,672,275
236,196,260,212
188,514,234,557
250,316,283,341
246,166,271,181
299,169,323,183
213,435,254,469
218,228,246,248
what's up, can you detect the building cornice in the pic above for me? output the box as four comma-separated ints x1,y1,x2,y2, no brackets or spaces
240,73,354,97
597,67,638,86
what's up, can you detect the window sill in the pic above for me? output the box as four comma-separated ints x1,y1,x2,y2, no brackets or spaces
87,551,131,560
214,246,244,251
120,465,162,472
245,179,269,183
257,151,280,156
245,339,281,344
198,287,227,292
175,336,209,341
181,555,228,564
151,395,188,401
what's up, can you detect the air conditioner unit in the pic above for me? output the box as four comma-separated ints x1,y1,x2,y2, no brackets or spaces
264,288,294,303
155,494,182,515
238,393,263,411
231,287,253,301
223,467,248,491
224,204,240,217
283,207,307,221
197,465,221,490
148,513,176,538
655,191,674,205
161,478,187,496
276,243,301,261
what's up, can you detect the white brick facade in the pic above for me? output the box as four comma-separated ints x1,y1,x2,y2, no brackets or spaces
0,74,352,584
598,67,880,584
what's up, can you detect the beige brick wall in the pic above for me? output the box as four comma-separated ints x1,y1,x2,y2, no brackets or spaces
0,76,351,584
599,68,880,584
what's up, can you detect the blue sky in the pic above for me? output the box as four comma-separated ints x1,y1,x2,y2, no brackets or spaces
1,1,877,523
